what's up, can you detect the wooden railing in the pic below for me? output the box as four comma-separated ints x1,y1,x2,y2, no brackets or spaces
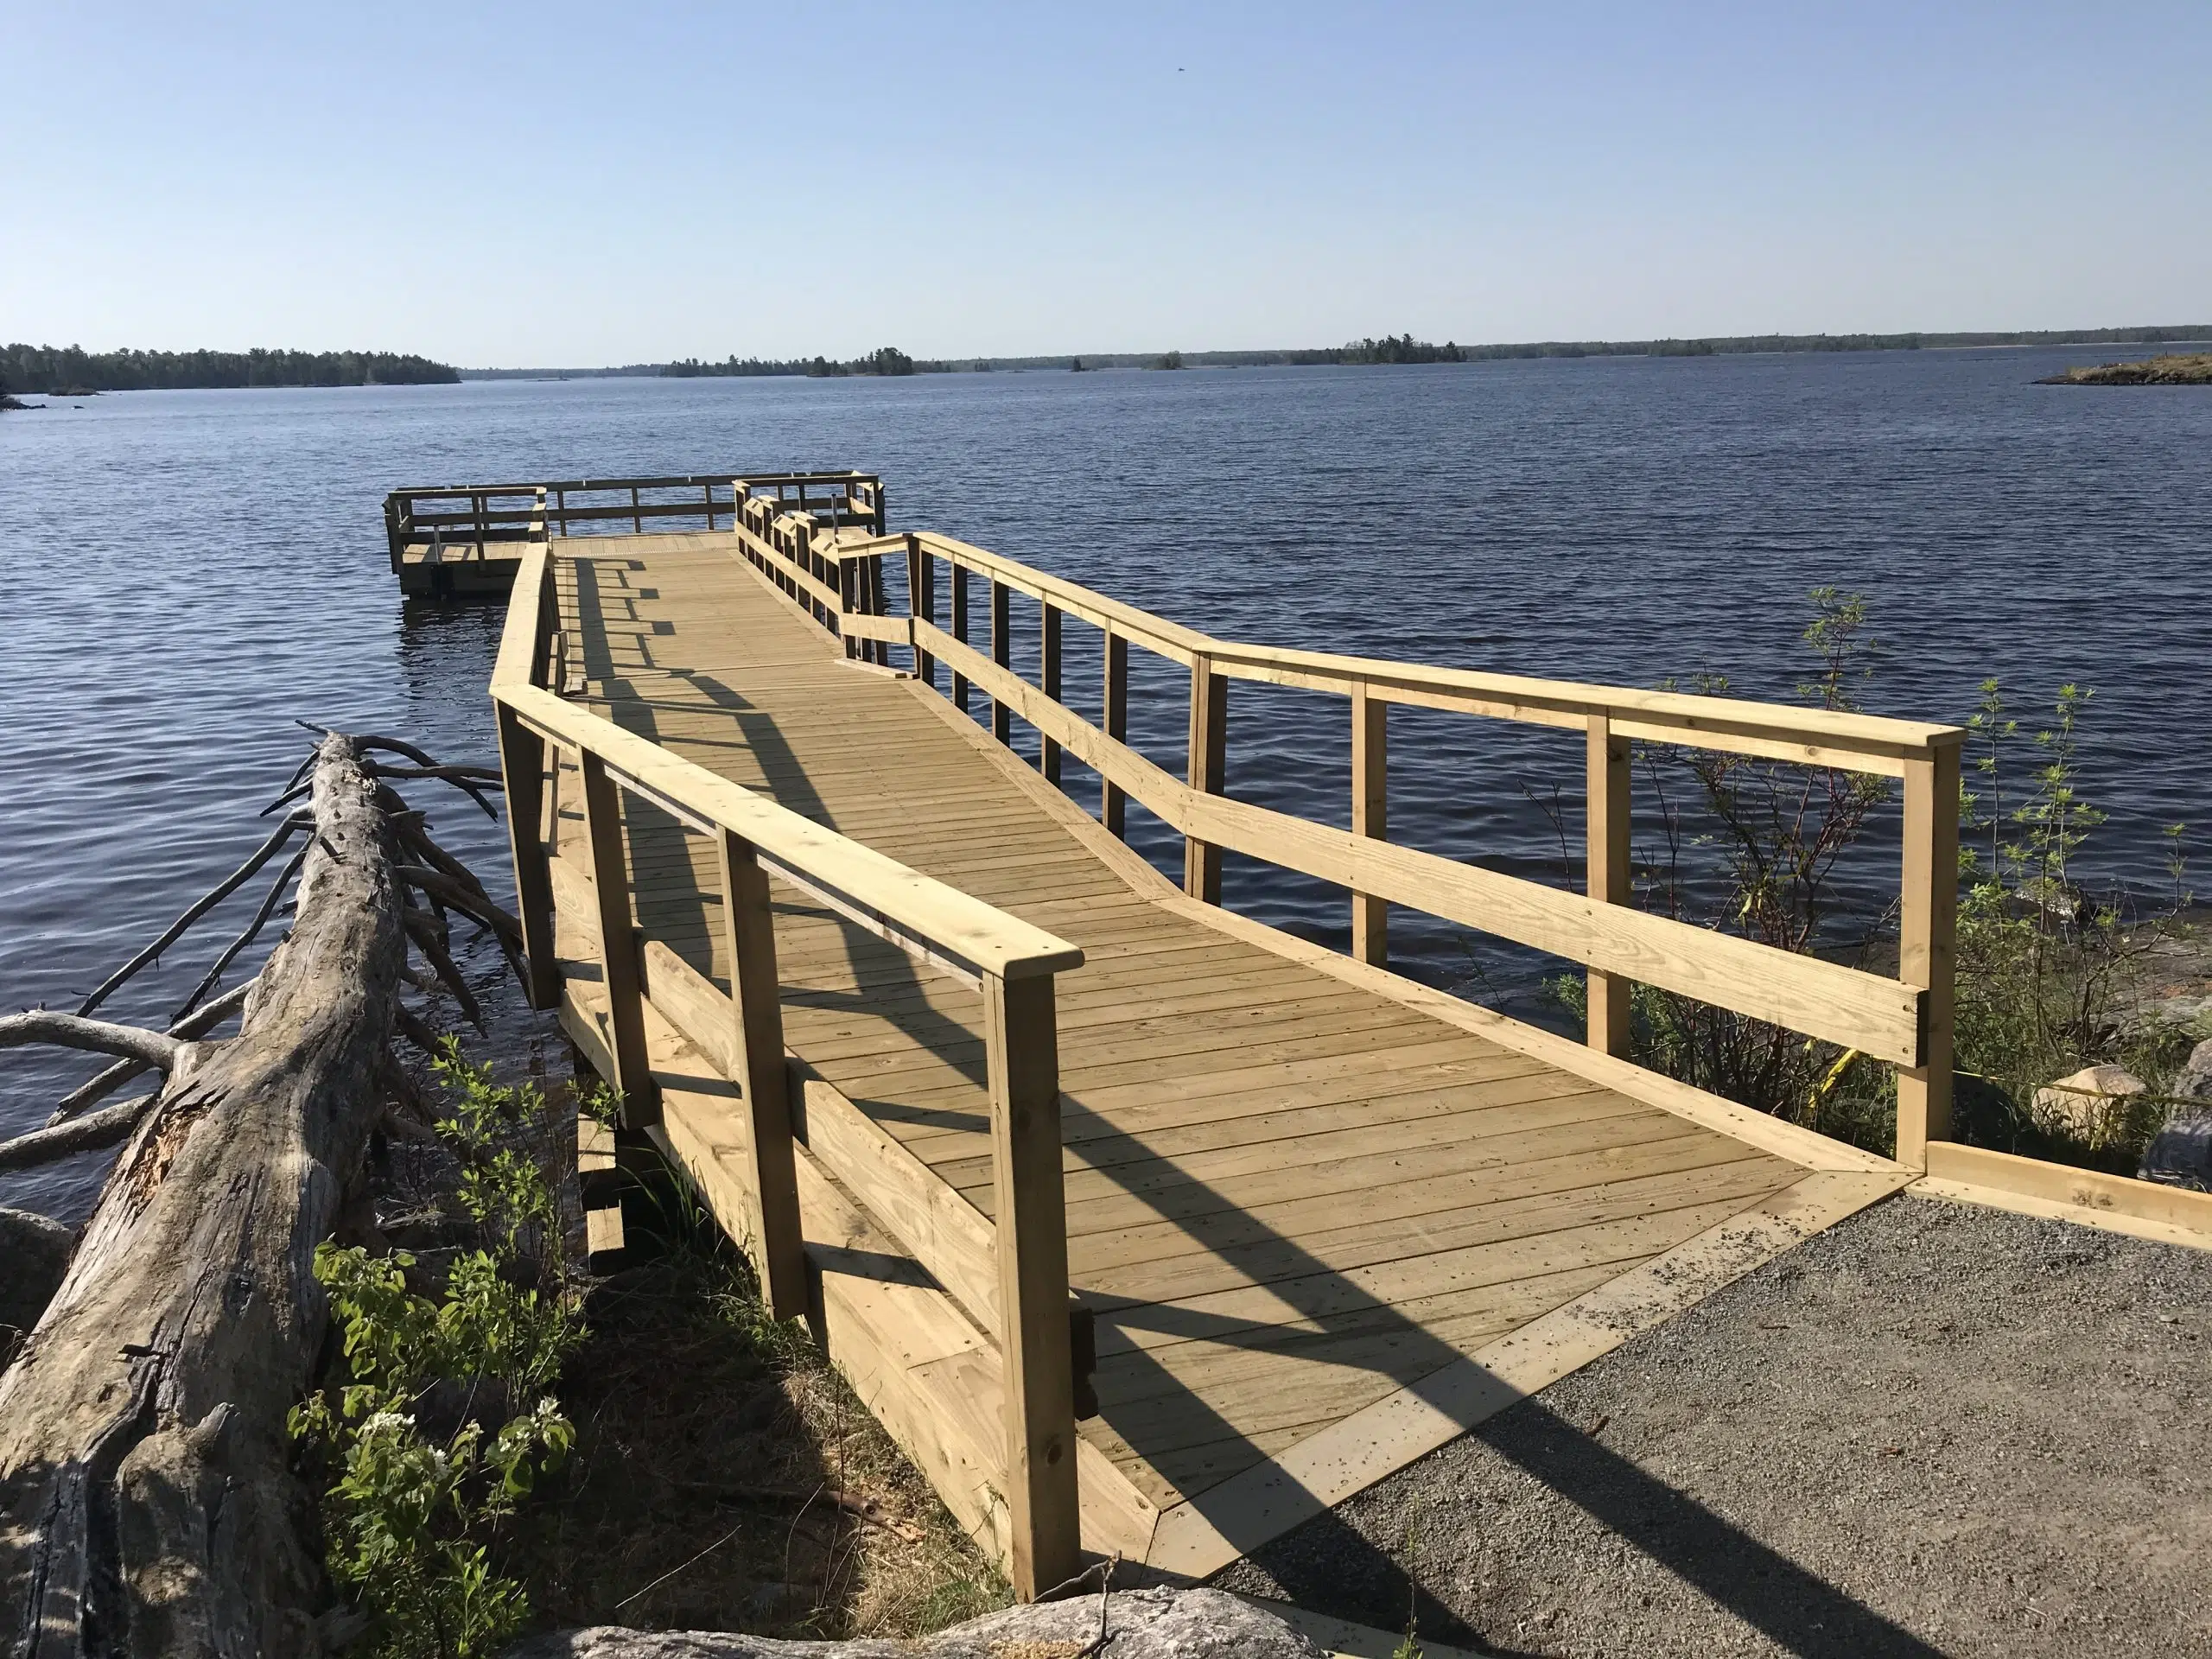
488,537,1082,1597
387,471,881,570
728,514,1967,1172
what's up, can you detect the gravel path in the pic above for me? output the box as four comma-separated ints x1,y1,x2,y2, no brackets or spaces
1217,1192,2212,1658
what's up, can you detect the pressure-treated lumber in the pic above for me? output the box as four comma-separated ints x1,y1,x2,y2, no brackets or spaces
1585,713,1631,1054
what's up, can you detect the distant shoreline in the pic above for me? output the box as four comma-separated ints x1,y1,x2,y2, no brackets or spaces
460,325,2212,380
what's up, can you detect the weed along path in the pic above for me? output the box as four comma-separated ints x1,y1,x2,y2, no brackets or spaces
1222,1192,2212,1657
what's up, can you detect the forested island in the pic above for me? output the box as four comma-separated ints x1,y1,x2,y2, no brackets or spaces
0,344,459,394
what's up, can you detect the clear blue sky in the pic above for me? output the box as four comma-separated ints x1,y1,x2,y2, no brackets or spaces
5,2,2207,365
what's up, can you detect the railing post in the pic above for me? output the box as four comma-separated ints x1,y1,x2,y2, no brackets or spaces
1103,629,1128,838
474,492,488,560
1040,602,1063,785
579,753,657,1124
630,484,643,534
556,486,569,537
1184,654,1226,902
1351,683,1387,965
990,579,1013,746
1896,739,1961,1168
495,704,561,1010
906,533,936,689
951,565,971,714
718,828,806,1320
1585,714,1631,1054
984,970,1080,1602
702,480,715,531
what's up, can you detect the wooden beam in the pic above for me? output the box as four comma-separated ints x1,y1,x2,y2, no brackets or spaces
1103,628,1128,839
907,533,935,689
578,752,656,1122
1895,740,1961,1167
1585,714,1631,1055
718,829,806,1321
991,578,1014,747
1351,684,1387,966
951,563,970,714
1184,655,1227,903
1040,602,1064,785
495,704,561,1010
984,972,1080,1600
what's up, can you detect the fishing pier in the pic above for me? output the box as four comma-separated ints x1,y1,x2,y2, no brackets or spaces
396,471,2212,1601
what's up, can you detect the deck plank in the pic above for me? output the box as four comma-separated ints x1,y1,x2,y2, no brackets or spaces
540,531,1892,1563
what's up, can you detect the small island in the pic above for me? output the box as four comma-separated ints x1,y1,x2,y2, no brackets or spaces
2040,351,2212,385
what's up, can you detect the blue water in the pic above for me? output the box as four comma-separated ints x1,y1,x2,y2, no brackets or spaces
4,348,2209,1219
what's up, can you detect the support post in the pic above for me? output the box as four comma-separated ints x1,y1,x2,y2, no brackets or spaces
556,486,569,536
984,971,1080,1602
951,565,971,713
1585,714,1632,1054
630,484,643,534
1184,655,1226,903
1103,629,1128,838
906,534,936,688
717,829,806,1320
1040,603,1063,784
1351,683,1388,965
496,705,561,1010
702,480,715,531
991,579,1013,746
1896,739,1961,1168
579,752,656,1123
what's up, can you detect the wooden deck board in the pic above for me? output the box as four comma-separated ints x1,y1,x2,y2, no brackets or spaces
539,530,1905,1567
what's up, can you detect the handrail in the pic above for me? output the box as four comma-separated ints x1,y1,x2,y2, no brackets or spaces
733,519,1960,1169
487,535,1083,1596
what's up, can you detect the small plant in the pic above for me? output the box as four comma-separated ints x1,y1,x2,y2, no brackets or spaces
293,1052,588,1658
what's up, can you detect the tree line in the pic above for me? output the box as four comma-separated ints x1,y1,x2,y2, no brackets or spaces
655,345,950,378
0,344,460,393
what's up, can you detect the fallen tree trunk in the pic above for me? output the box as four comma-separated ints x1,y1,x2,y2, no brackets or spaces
0,734,407,1657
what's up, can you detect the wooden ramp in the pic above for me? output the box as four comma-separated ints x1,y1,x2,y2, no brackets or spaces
527,528,1914,1581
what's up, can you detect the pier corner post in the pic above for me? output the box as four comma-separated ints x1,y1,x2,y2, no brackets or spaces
578,752,658,1126
906,533,936,689
1585,714,1631,1054
1184,655,1226,903
1896,738,1961,1168
495,705,562,1010
985,971,1081,1601
1351,683,1389,965
717,828,807,1321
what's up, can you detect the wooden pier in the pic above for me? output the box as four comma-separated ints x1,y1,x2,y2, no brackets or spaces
458,470,2212,1600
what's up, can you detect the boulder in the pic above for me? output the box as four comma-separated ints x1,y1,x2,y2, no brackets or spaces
2140,1116,2212,1191
506,1587,1325,1659
2031,1065,2147,1146
2171,1038,2212,1103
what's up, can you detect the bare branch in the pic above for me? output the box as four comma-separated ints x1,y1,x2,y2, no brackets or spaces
0,1093,157,1173
173,843,310,1024
48,978,257,1126
394,1003,450,1058
75,817,309,1016
2,1013,181,1071
359,762,499,818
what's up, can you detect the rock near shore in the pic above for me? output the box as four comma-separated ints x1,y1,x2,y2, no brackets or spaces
505,1588,1324,1659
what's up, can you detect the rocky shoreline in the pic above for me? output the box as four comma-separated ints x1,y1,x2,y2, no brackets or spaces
2039,351,2212,385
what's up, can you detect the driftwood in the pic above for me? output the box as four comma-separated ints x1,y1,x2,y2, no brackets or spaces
0,734,423,1656
504,1589,1325,1659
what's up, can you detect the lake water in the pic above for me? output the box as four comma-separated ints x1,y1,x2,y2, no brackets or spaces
5,347,2209,1220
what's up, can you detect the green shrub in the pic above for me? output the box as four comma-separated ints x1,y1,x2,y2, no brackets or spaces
293,1052,588,1658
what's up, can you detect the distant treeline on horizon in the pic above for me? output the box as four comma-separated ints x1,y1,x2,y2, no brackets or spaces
0,343,460,394
461,324,2212,380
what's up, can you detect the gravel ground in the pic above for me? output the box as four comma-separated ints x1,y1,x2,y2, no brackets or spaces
1217,1192,2212,1658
